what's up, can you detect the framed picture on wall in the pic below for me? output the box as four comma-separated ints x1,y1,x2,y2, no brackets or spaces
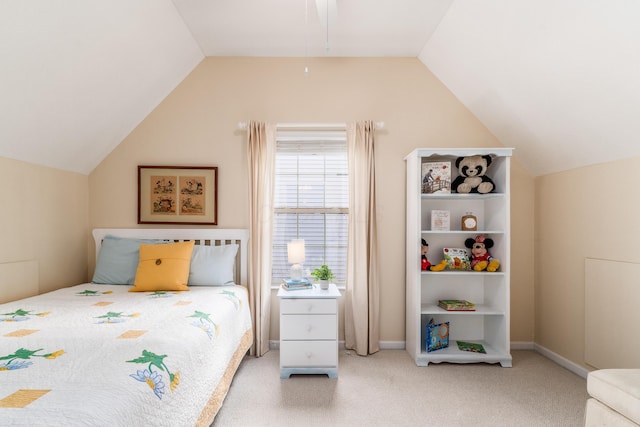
138,165,218,225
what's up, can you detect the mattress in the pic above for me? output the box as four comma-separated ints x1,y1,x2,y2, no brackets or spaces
0,283,252,426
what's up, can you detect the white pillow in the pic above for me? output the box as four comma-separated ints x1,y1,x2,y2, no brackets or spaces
188,244,239,286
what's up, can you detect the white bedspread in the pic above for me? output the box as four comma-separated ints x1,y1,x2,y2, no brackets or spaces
0,283,252,426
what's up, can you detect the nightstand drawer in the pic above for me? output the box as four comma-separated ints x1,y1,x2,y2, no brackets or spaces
280,298,336,314
280,341,337,367
281,314,336,340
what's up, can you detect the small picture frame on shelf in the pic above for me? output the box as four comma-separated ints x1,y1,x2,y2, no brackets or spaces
431,210,450,231
421,161,451,194
461,212,477,231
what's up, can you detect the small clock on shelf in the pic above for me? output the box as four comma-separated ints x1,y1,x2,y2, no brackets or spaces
461,212,477,231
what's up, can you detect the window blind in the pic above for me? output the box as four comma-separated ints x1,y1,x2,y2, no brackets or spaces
272,131,348,284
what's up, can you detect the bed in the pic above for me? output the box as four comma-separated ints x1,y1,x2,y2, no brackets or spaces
0,228,252,426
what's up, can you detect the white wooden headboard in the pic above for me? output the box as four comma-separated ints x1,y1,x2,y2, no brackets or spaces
92,229,249,286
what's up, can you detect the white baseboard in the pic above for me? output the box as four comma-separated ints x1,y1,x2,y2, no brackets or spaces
511,341,535,350
379,341,405,350
533,343,590,379
269,340,405,351
510,341,589,378
270,339,590,378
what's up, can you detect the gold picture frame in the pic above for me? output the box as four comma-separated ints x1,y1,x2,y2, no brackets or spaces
138,165,218,225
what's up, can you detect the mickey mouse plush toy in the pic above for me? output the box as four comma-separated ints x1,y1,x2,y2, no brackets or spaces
465,235,500,272
422,239,446,272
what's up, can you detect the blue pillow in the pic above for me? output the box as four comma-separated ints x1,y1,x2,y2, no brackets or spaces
188,244,239,286
92,235,168,285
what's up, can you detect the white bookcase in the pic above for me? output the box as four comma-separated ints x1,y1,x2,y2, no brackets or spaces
405,148,513,367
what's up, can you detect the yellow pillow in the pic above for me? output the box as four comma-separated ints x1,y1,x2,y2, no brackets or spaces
130,241,195,292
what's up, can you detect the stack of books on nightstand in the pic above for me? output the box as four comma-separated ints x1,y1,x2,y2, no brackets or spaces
281,279,313,291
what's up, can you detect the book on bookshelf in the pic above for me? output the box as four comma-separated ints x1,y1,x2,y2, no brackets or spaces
426,318,449,352
431,210,450,231
281,279,313,291
421,161,451,194
442,247,471,271
438,299,476,311
456,341,486,353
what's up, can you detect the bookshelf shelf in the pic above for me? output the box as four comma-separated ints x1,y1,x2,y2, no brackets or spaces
420,230,505,235
421,193,505,200
417,340,511,367
421,304,505,316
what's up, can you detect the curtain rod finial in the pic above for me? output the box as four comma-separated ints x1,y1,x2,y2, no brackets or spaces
238,121,247,130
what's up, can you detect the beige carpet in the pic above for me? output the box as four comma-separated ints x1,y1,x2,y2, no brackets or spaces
213,349,588,426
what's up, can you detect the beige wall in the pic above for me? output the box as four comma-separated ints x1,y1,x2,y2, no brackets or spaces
89,57,535,344
536,156,640,369
8,56,636,369
0,157,89,302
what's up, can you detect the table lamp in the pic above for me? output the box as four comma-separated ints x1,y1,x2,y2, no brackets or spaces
287,239,305,281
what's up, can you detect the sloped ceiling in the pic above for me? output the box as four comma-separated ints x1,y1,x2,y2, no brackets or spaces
419,0,640,176
1,0,639,176
0,0,203,174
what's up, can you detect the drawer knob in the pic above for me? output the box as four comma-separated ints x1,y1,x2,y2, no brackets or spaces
306,352,313,358
306,325,313,332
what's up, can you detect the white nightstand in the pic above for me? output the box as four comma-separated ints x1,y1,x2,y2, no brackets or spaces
277,283,341,379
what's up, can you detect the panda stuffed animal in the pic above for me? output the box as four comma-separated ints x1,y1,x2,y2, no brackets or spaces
451,155,495,194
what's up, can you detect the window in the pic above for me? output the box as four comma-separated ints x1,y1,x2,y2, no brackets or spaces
272,130,348,285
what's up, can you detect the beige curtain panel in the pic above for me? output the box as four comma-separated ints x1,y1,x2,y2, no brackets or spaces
345,120,380,356
246,121,276,356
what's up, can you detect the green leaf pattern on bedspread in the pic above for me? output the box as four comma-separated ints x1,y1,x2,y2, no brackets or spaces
0,347,65,371
186,291,242,339
76,289,112,296
128,350,180,400
222,290,242,310
148,291,178,299
1,308,51,322
188,310,218,339
95,311,141,324
187,310,219,339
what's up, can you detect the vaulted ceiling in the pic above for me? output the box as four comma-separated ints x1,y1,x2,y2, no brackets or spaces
2,0,639,176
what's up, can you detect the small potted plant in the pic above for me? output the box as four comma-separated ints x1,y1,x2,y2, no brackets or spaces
310,264,334,290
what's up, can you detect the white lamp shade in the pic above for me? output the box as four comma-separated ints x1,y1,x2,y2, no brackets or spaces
287,239,305,264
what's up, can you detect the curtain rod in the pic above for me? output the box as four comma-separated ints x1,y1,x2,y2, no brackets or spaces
237,121,384,130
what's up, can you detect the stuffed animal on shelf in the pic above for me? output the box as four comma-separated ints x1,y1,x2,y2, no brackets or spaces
422,239,447,272
451,155,496,194
464,235,500,272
